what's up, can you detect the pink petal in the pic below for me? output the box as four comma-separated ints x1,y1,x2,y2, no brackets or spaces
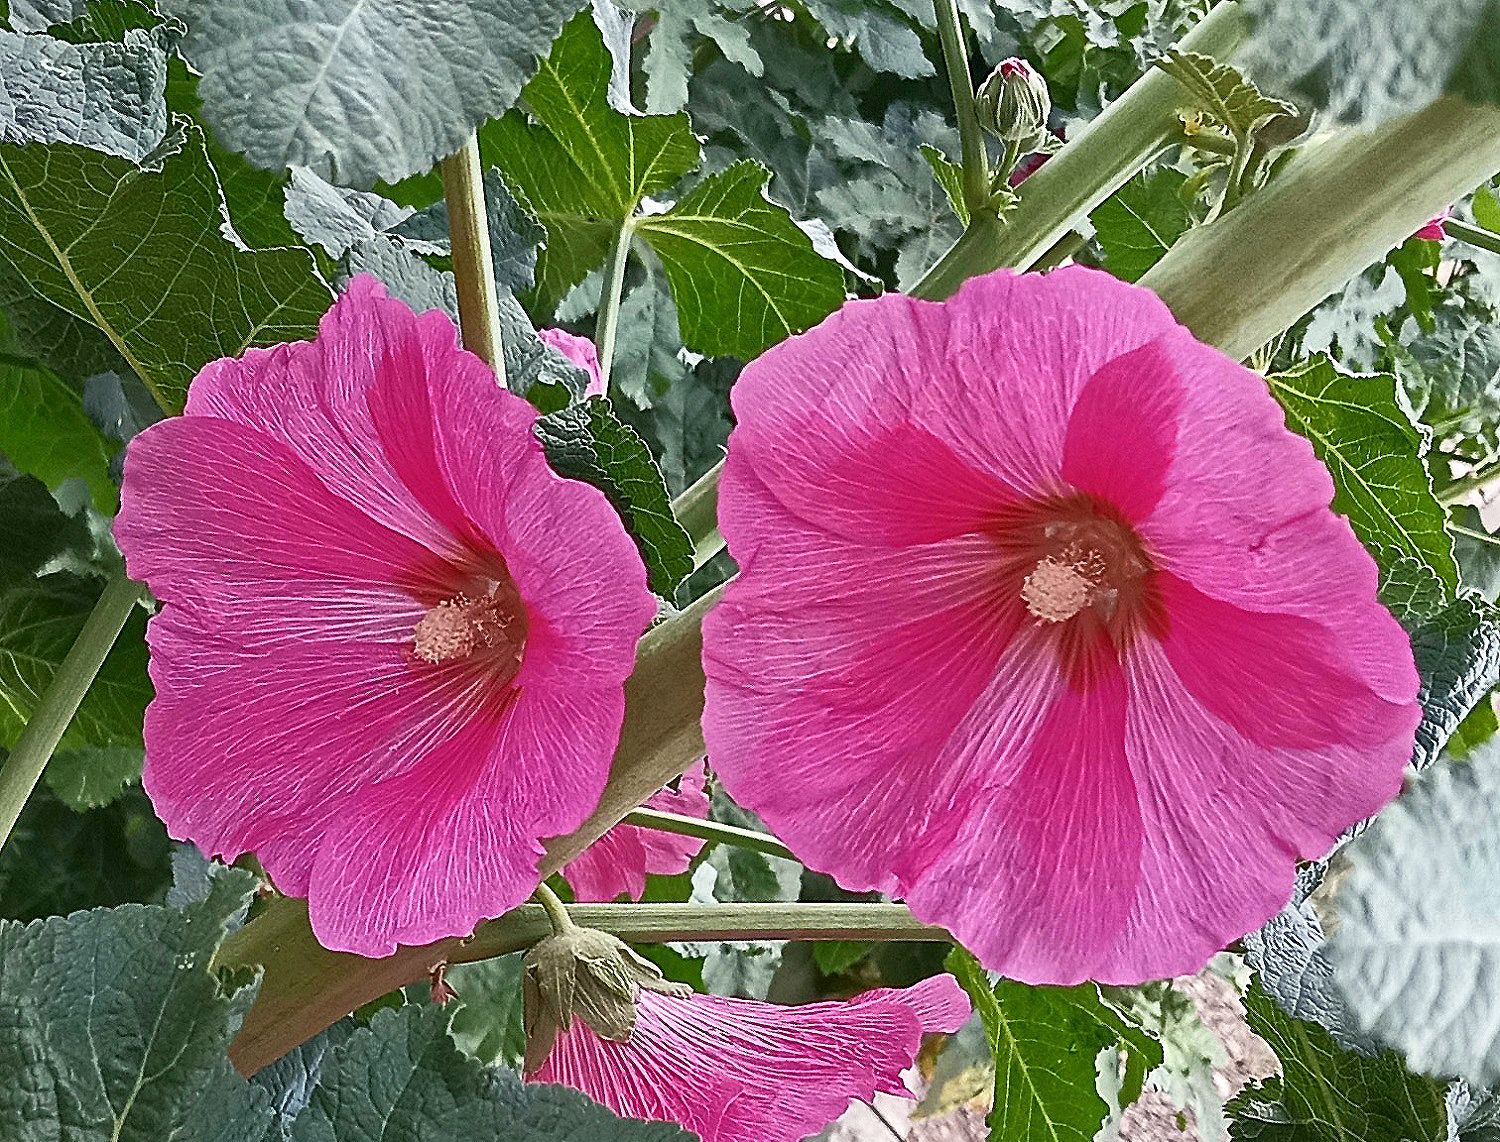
563,760,711,902
532,976,968,1142
538,327,605,397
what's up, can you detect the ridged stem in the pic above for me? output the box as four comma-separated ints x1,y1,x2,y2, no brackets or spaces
933,0,988,214
595,221,634,393
439,135,506,387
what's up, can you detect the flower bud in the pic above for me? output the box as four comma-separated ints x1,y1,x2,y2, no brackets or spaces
976,57,1051,146
522,926,691,1075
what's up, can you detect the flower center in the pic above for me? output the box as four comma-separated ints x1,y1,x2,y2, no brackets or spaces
1021,547,1104,623
412,587,525,669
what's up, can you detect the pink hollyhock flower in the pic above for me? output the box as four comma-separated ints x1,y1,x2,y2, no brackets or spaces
702,266,1421,985
1009,148,1052,187
562,760,711,902
530,974,969,1142
114,275,656,956
1415,206,1452,241
538,326,606,397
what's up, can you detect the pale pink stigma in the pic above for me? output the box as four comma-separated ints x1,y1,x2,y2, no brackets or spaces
1022,551,1099,623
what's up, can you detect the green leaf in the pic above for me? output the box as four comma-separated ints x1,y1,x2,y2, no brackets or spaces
0,460,86,588
0,572,150,754
812,939,874,977
1330,735,1500,1087
1239,0,1500,128
161,0,590,188
1091,167,1193,283
801,0,934,78
0,122,331,413
45,745,142,810
535,397,694,595
950,945,1160,1142
1446,692,1499,758
1267,355,1458,592
488,9,701,312
1407,594,1500,770
1228,981,1448,1141
1159,49,1296,142
447,954,526,1069
920,143,970,227
394,168,547,293
630,0,763,114
0,867,260,1140
283,166,420,261
0,24,167,159
1475,187,1500,234
0,341,117,511
636,160,846,358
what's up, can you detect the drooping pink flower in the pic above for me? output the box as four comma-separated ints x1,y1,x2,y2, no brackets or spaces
538,326,606,397
562,760,711,902
1415,207,1452,241
114,275,656,956
530,974,969,1142
702,266,1421,985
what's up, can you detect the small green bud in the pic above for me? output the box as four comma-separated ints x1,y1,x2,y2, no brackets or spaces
522,926,691,1075
976,57,1051,146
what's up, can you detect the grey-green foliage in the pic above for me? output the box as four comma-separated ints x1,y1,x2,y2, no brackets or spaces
0,120,331,413
283,167,426,261
447,954,526,1070
161,0,590,188
394,169,546,293
1407,594,1500,771
801,0,934,79
1228,981,1449,1141
0,25,166,159
626,0,763,114
1240,0,1500,127
1267,355,1459,593
1331,736,1500,1087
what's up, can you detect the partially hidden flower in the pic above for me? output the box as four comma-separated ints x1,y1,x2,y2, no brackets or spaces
1415,206,1452,241
114,275,656,956
538,326,606,397
702,266,1420,985
562,760,711,902
529,960,969,1142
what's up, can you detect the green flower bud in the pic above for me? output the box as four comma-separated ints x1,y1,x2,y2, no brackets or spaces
976,57,1051,145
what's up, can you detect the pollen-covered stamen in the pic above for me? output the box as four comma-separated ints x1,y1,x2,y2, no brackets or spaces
412,591,523,666
1022,547,1104,623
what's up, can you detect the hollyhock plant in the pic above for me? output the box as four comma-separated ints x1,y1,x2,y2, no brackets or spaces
538,326,606,397
113,275,656,956
702,265,1421,985
562,760,711,902
1415,206,1452,241
530,973,969,1142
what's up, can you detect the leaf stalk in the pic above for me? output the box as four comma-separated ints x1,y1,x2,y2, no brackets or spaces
439,134,507,387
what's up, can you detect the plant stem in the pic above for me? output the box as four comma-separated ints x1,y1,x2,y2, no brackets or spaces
624,807,798,863
911,0,1251,300
1451,521,1500,548
1440,458,1500,504
532,882,576,935
595,221,634,395
439,135,506,388
1444,217,1500,258
0,575,142,851
933,0,988,215
672,462,726,568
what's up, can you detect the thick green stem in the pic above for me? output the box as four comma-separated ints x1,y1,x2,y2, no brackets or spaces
911,0,1251,300
933,0,988,214
595,221,634,394
625,807,797,863
1445,217,1500,258
0,575,142,851
439,135,506,387
672,463,726,568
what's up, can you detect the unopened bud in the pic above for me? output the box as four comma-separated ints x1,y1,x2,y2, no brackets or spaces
522,926,691,1075
976,57,1051,146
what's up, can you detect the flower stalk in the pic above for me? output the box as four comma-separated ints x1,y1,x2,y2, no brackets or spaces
1444,217,1500,258
0,575,143,851
533,882,577,935
624,806,798,863
933,0,989,216
438,134,507,387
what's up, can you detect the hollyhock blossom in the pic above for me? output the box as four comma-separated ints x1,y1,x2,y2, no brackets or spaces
538,326,606,396
562,760,711,902
530,973,969,1142
114,276,656,956
1415,206,1452,241
702,266,1420,985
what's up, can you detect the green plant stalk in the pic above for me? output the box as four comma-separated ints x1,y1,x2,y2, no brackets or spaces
0,575,142,851
1445,217,1500,258
1439,456,1500,505
439,135,507,387
532,882,576,934
911,0,1251,300
625,807,797,863
933,0,988,214
595,221,634,393
672,464,725,568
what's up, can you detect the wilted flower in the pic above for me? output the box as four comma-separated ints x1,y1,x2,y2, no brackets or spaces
538,326,606,397
562,760,711,902
977,56,1051,146
528,959,969,1142
115,276,656,956
702,266,1420,985
1415,206,1452,241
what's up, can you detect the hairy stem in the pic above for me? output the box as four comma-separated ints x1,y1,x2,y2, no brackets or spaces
933,0,988,214
532,882,576,935
439,135,506,387
0,575,142,851
595,221,634,394
1444,217,1500,258
624,807,798,864
911,0,1251,299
